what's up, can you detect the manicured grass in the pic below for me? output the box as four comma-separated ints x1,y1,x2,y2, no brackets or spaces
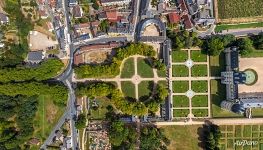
137,58,154,78
172,50,188,62
138,81,153,101
220,125,263,150
241,49,263,58
217,0,263,19
121,81,136,98
191,81,208,93
191,65,208,77
88,97,113,120
161,125,202,150
191,95,208,107
210,80,242,118
191,50,207,62
215,22,263,32
120,57,135,78
209,54,225,76
173,95,189,107
173,109,189,117
172,81,189,93
192,109,208,117
172,65,189,77
33,95,66,142
157,69,166,77
251,108,263,117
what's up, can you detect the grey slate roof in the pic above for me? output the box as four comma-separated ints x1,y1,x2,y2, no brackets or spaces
27,51,43,62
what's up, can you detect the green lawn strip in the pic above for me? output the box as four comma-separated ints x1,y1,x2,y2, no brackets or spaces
137,58,154,78
210,80,242,117
172,65,189,77
243,125,252,137
192,109,208,117
121,81,136,98
235,125,242,137
191,95,208,107
241,49,263,58
157,80,167,87
172,81,189,93
138,81,153,101
191,80,208,93
157,69,166,77
191,50,207,62
161,125,202,150
215,22,263,32
173,95,189,107
172,50,188,62
88,97,113,120
227,139,234,149
227,125,233,132
33,95,65,143
120,57,135,78
191,65,208,77
209,54,225,76
173,109,189,117
251,108,263,117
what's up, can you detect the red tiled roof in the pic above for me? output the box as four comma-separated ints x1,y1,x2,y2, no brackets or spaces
106,11,118,22
182,15,192,29
49,0,56,8
168,12,180,23
179,0,188,12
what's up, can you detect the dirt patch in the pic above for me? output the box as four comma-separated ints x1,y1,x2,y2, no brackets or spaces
218,16,263,24
142,24,160,36
238,58,263,94
46,103,58,123
83,49,113,64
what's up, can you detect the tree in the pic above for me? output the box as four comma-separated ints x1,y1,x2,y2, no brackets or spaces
205,132,216,150
99,20,109,33
75,113,86,129
237,37,254,56
253,33,263,49
207,38,224,56
109,120,129,146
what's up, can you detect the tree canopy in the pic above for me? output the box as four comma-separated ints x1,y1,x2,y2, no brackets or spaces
0,58,64,83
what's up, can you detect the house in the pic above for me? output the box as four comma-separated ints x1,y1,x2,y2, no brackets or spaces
73,5,83,18
55,130,64,142
0,13,9,24
168,12,180,24
27,51,45,63
39,10,49,19
182,15,192,30
69,0,77,6
74,23,93,39
46,21,54,32
98,12,107,21
63,137,72,149
48,0,57,8
106,11,118,22
100,0,131,6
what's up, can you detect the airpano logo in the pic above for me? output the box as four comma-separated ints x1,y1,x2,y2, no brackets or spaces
234,140,258,146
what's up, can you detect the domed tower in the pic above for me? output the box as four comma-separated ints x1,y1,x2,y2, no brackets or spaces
221,100,245,114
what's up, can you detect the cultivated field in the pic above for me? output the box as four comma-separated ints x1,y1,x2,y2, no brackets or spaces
217,0,263,23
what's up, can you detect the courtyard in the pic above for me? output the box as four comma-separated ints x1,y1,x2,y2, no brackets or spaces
171,49,210,119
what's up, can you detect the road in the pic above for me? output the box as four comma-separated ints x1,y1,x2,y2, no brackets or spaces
218,28,263,37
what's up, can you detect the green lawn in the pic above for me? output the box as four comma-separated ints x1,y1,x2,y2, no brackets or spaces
138,81,153,101
173,95,189,107
33,95,66,143
121,57,135,78
191,81,208,93
137,58,154,78
161,125,202,150
192,95,208,107
241,49,263,58
172,50,188,62
172,81,189,93
192,109,208,117
191,65,208,77
251,108,263,117
121,81,136,99
191,51,207,62
173,109,189,117
209,54,225,76
215,22,263,32
210,80,242,118
88,97,113,120
220,125,263,150
172,65,189,77
157,69,166,77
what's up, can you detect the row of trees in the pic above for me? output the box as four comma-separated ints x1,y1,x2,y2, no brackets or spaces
76,81,168,116
0,58,64,83
203,124,221,150
167,30,203,50
74,43,156,78
0,82,68,105
0,95,38,149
